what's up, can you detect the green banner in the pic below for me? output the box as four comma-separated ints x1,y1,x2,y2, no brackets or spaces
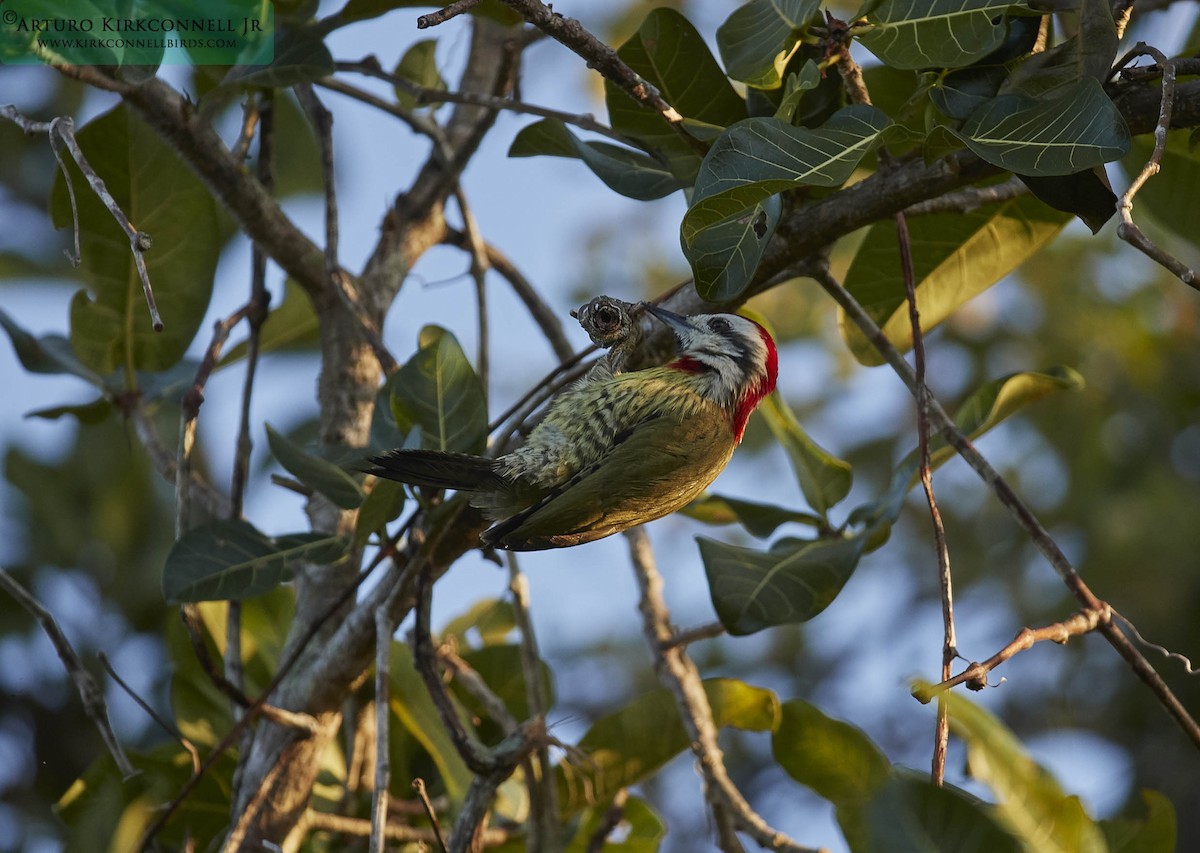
0,0,274,67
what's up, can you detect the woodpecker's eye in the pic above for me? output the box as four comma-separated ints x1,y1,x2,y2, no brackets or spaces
708,317,731,334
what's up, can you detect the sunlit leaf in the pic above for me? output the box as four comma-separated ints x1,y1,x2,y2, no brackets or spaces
605,8,746,182
391,325,488,454
509,118,685,201
716,0,819,89
682,493,823,537
758,392,852,515
937,686,1110,852
841,194,1069,365
557,678,779,814
699,534,866,635
858,0,1025,71
773,699,891,805
393,39,446,109
266,422,364,509
954,78,1130,177
50,105,219,377
162,519,347,603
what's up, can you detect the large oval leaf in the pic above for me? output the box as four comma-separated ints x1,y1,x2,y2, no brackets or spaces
391,325,488,454
605,8,747,183
840,194,1069,365
858,0,1025,71
699,534,866,635
954,78,1130,177
866,775,1024,853
163,519,347,603
772,699,891,806
686,194,782,302
50,105,220,377
265,422,364,509
716,0,820,89
556,678,779,814
682,493,823,537
758,392,852,515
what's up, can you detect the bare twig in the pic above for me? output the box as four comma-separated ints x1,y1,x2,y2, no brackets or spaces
0,568,136,779
809,262,1200,749
371,607,393,853
585,788,630,853
305,807,512,845
455,188,491,403
335,58,642,148
1115,45,1198,290
626,529,817,853
902,177,1028,217
913,607,1111,701
0,106,163,331
230,95,261,162
662,622,727,650
1111,609,1200,675
418,0,483,29
413,779,450,853
99,651,200,775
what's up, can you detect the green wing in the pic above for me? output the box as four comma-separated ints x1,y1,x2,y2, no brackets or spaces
484,409,735,551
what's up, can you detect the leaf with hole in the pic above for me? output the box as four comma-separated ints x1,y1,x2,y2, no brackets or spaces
390,325,488,454
509,118,685,201
840,193,1069,365
266,422,364,509
50,105,219,377
699,534,866,635
162,519,347,603
857,0,1025,71
717,0,819,89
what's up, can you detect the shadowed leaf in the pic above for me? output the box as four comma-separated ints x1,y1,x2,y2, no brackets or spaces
0,308,105,384
865,774,1024,853
266,422,364,509
758,392,853,515
858,0,1023,71
391,325,488,454
717,0,819,89
683,493,823,537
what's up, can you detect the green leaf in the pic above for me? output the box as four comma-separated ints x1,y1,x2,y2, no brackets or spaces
353,478,407,546
50,105,219,377
772,699,891,806
266,423,364,509
865,774,1024,853
222,24,334,88
851,367,1084,531
774,60,822,122
455,644,554,723
162,519,347,603
699,534,866,635
954,78,1130,177
930,64,1011,120
938,687,1110,853
391,325,488,454
509,118,685,201
1101,790,1176,853
682,493,823,537
858,0,1025,71
390,641,474,806
441,598,516,648
0,308,105,384
220,280,319,366
1001,0,1116,98
758,393,852,515
841,194,1069,365
557,678,779,814
26,398,112,425
717,0,819,89
1019,169,1117,234
566,795,665,853
393,39,446,109
686,194,782,302
605,8,747,183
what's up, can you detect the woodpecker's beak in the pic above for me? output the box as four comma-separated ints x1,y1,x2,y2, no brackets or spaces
644,304,693,338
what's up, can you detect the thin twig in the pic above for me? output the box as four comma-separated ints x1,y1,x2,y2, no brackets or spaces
441,648,520,732
0,568,136,779
418,0,483,29
913,607,1111,701
585,788,630,853
334,59,644,148
0,107,163,331
894,210,956,786
1111,609,1200,675
626,529,818,853
129,405,231,518
808,261,1200,749
230,95,261,162
455,188,491,404
305,808,513,844
507,555,560,852
1115,45,1198,290
413,778,450,853
662,622,727,650
98,652,200,775
902,177,1028,217
371,607,394,853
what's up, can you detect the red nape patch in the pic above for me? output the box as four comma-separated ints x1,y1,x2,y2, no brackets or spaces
730,322,779,443
669,355,707,374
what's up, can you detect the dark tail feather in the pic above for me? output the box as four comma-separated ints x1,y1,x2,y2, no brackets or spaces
363,449,507,491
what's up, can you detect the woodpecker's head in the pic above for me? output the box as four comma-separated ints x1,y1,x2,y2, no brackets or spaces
646,304,778,441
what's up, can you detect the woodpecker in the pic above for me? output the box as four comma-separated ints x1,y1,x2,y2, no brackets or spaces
365,305,778,550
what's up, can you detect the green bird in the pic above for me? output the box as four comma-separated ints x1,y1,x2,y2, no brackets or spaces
365,305,778,550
